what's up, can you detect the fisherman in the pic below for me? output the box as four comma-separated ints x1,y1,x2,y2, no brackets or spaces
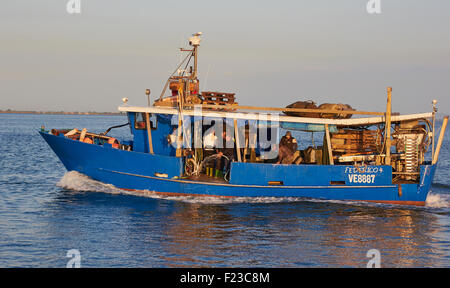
203,129,218,176
216,129,236,177
277,131,298,164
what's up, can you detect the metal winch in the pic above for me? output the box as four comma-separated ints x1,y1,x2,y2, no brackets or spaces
392,120,428,181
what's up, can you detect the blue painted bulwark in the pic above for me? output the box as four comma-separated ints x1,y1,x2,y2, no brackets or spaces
229,162,392,186
40,131,183,184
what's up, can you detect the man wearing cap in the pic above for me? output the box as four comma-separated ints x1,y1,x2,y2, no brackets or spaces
277,131,298,164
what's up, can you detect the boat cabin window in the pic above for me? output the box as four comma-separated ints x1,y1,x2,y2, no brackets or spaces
134,113,157,130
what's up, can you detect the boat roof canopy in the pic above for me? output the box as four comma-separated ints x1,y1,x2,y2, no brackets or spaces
119,106,432,128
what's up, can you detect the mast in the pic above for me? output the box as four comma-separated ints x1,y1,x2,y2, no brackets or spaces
157,32,202,103
174,32,202,157
189,32,202,79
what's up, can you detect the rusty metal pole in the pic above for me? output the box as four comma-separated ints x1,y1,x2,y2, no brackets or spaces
193,46,198,79
385,87,392,166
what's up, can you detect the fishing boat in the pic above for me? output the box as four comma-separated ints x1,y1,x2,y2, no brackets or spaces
40,33,448,206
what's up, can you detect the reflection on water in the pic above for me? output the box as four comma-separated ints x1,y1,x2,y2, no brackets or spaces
35,183,450,267
161,204,233,267
319,208,439,267
114,197,445,267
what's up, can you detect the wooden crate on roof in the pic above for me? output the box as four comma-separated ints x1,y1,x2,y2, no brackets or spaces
200,91,238,111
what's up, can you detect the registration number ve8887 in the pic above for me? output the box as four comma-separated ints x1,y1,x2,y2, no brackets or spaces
348,174,376,184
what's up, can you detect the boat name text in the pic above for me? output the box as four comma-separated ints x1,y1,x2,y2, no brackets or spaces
345,167,384,174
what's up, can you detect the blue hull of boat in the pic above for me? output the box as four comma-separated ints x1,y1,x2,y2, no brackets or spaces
39,131,436,206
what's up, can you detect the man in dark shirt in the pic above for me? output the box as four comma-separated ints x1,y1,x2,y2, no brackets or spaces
216,130,236,176
277,131,298,164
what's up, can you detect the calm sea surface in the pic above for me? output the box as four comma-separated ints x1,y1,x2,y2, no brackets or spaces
0,113,449,267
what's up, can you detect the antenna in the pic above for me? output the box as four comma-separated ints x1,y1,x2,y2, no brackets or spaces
202,63,212,92
189,32,203,46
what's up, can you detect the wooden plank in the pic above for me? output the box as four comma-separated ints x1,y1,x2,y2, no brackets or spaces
202,91,235,96
146,113,154,154
432,103,437,162
331,143,378,150
325,124,334,165
250,132,257,162
66,129,114,141
385,87,392,165
203,95,235,99
79,128,87,142
330,138,346,145
234,119,242,162
243,137,249,163
332,131,377,138
344,137,376,141
344,139,377,144
392,172,420,175
203,101,234,105
214,97,234,101
432,116,449,164
339,151,377,156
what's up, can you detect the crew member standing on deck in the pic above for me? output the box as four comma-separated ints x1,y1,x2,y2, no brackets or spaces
277,131,298,164
203,129,218,176
216,130,236,177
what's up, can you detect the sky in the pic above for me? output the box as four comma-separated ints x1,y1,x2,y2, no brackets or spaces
1,0,449,115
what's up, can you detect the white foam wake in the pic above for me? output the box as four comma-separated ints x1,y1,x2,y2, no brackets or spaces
425,192,450,208
57,171,123,194
57,171,450,208
56,171,306,204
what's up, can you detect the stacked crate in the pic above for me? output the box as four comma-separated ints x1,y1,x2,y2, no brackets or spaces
330,129,380,155
200,91,237,111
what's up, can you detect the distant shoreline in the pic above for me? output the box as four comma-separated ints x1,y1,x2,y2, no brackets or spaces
0,110,124,116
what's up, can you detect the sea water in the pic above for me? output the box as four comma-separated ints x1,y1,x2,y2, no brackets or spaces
0,113,449,267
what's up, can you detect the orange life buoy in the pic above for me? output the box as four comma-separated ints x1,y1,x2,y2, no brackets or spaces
108,137,119,149
83,137,93,144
